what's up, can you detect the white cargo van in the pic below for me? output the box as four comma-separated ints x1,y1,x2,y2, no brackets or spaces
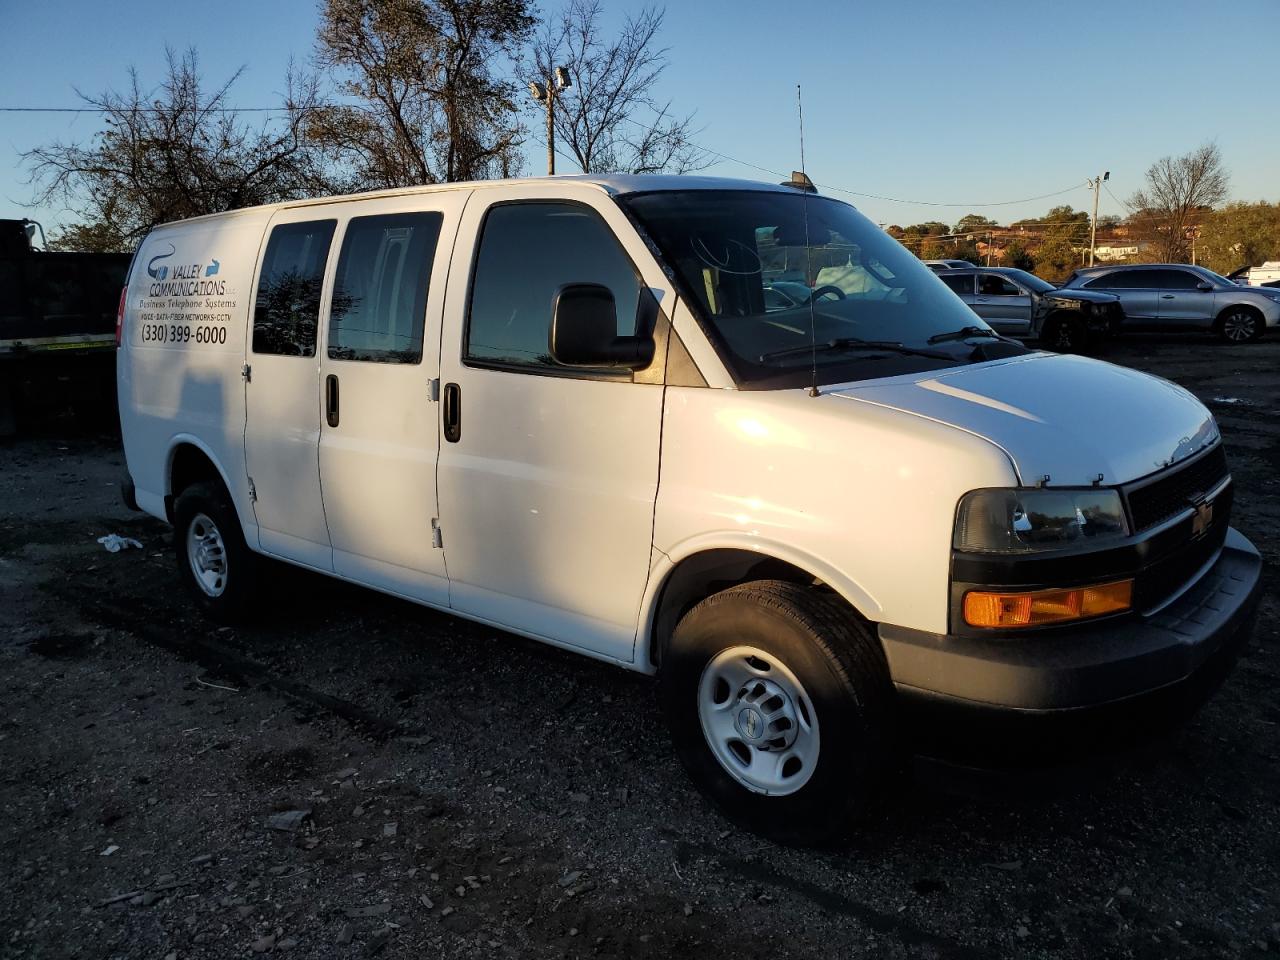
117,176,1261,843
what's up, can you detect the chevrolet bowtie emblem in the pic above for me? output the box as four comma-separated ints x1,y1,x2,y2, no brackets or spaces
1190,498,1214,538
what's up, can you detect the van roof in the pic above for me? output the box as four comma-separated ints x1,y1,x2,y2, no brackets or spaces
159,175,810,228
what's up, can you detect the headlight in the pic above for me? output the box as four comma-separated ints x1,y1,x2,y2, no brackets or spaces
954,487,1129,553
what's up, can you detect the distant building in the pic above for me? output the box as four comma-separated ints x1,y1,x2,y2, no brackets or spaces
1094,242,1148,262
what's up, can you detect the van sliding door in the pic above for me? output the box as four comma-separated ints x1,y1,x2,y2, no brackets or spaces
243,217,337,570
314,192,468,606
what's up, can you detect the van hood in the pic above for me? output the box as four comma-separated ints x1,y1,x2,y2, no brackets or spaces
829,353,1218,486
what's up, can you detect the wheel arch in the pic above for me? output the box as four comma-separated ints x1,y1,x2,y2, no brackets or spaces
164,436,240,525
637,537,883,673
1215,301,1264,323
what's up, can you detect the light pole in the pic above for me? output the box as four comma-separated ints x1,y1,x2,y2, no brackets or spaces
1087,171,1109,267
529,66,571,176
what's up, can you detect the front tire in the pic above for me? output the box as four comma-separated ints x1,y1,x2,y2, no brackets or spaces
1041,314,1089,354
1217,306,1264,343
173,480,260,622
657,580,898,845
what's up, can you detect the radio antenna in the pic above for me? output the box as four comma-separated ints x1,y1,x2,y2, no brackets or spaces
797,84,819,398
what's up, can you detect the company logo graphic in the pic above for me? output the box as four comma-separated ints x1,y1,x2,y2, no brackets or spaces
205,259,220,277
1190,497,1215,538
146,243,176,281
736,707,763,741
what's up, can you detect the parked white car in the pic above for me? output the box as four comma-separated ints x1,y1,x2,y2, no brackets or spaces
117,176,1261,843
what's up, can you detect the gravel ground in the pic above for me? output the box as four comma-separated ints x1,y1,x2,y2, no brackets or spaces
1,335,1277,959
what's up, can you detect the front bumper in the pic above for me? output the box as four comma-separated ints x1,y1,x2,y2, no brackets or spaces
881,527,1261,757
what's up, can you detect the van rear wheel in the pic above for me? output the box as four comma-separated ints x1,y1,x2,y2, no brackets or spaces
657,580,898,845
173,481,260,622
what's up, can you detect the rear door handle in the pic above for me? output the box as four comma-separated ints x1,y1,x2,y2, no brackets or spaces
325,374,339,428
1160,294,1176,299
442,382,461,443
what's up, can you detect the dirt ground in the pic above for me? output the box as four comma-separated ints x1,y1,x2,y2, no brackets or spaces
1,335,1277,960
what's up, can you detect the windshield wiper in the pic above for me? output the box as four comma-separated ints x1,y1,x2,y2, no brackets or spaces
760,337,955,363
927,325,1003,345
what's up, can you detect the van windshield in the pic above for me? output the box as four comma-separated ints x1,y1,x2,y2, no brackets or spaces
622,190,1005,388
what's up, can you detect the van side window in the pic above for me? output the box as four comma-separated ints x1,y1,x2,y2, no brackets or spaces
466,203,640,370
328,213,443,364
252,220,337,357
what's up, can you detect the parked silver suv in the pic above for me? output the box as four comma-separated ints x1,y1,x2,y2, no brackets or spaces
1063,263,1280,342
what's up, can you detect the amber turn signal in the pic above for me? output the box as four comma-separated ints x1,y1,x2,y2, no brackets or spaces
963,579,1133,628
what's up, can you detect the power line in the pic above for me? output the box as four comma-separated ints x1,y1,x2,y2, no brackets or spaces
824,181,1083,209
0,105,295,114
0,101,1122,213
1104,183,1134,214
613,114,1086,209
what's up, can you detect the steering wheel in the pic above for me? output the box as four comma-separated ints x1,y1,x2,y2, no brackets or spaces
808,285,847,303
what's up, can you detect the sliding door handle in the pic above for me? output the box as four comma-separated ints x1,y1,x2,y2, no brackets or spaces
325,374,339,428
442,382,461,443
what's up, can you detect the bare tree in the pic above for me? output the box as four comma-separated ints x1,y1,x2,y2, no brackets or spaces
313,0,534,187
24,48,329,249
532,0,706,175
1129,142,1229,262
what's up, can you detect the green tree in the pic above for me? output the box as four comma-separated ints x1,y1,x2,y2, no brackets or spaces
1035,233,1080,283
312,0,535,187
1001,239,1035,271
950,237,981,263
47,220,129,253
954,213,997,235
919,237,948,260
1197,201,1280,274
1129,142,1229,262
900,221,949,258
531,0,705,174
1018,205,1089,282
24,48,327,247
905,221,950,236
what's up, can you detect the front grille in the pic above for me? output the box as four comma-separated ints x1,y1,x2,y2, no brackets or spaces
1125,445,1229,532
1133,482,1232,612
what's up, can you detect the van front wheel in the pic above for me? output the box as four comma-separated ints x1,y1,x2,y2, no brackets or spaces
173,481,259,622
658,580,898,845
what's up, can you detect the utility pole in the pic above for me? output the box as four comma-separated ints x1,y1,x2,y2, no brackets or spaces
1087,171,1109,267
529,66,571,176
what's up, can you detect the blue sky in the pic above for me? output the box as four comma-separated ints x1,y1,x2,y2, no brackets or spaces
2,0,1275,236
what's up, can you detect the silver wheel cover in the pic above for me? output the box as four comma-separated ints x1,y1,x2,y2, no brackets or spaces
697,645,820,796
186,512,228,598
1223,310,1256,341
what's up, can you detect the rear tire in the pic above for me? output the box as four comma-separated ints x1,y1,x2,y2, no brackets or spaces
657,580,898,845
173,480,260,622
1216,306,1263,343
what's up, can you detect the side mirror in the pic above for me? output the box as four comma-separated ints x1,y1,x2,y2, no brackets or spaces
1196,281,1214,292
550,283,655,370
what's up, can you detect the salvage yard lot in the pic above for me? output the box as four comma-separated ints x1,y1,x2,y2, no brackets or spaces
1,336,1278,959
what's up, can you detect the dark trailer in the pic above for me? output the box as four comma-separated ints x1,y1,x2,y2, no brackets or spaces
1,219,131,433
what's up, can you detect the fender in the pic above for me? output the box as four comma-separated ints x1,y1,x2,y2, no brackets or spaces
632,531,883,671
161,432,258,541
